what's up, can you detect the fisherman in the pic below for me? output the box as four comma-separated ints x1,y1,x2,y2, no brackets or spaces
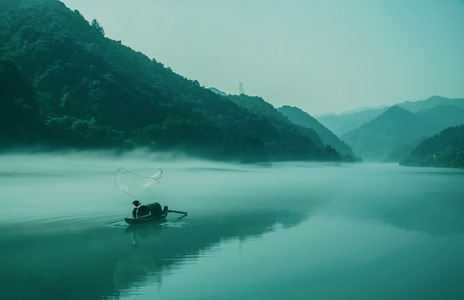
132,200,141,218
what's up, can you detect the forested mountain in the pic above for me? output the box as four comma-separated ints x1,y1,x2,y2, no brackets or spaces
226,94,342,161
278,106,356,161
0,60,41,143
0,0,340,162
341,106,438,161
401,125,464,168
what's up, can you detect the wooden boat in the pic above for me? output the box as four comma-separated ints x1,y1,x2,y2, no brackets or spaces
124,202,187,225
124,210,168,225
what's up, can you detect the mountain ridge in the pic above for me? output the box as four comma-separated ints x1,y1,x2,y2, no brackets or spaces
0,0,340,162
341,106,438,161
316,96,464,137
278,105,356,161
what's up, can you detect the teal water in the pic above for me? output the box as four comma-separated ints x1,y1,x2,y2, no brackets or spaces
1,153,464,300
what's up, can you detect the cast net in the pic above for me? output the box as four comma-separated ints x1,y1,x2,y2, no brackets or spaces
114,167,163,201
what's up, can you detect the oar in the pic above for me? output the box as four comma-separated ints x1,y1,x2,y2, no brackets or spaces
168,209,188,215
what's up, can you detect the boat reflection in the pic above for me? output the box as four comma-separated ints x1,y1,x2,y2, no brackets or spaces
0,205,313,300
127,223,163,247
125,213,187,246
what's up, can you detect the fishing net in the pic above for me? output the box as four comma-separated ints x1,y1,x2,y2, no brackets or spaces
114,167,163,201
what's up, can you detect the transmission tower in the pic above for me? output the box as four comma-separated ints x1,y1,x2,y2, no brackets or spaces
239,82,245,95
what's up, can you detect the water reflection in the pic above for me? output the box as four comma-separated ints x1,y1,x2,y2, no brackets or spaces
126,223,164,247
0,204,312,300
113,233,162,295
2,154,464,299
322,164,464,236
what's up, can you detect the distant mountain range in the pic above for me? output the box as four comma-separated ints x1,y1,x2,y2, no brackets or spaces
316,108,387,137
398,95,464,113
317,96,464,137
341,106,437,161
318,96,464,164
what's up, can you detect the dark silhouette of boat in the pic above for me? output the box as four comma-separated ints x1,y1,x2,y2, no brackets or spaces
124,202,187,225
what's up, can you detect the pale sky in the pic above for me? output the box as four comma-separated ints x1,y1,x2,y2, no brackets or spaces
61,0,464,115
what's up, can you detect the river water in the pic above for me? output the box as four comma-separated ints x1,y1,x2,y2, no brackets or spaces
1,152,464,300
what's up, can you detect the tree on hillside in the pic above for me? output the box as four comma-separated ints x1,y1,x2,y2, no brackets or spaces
91,19,105,36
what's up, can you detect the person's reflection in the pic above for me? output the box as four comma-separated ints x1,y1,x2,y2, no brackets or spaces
125,213,187,246
131,231,138,247
115,223,170,293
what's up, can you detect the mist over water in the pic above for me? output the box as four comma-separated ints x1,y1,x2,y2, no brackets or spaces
1,152,464,299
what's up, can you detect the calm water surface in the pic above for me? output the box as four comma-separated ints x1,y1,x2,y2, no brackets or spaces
1,152,464,300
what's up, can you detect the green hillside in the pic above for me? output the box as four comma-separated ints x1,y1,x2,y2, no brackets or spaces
0,0,339,162
0,60,41,144
401,125,464,168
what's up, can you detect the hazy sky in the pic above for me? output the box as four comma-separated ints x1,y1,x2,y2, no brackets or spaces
61,0,464,115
